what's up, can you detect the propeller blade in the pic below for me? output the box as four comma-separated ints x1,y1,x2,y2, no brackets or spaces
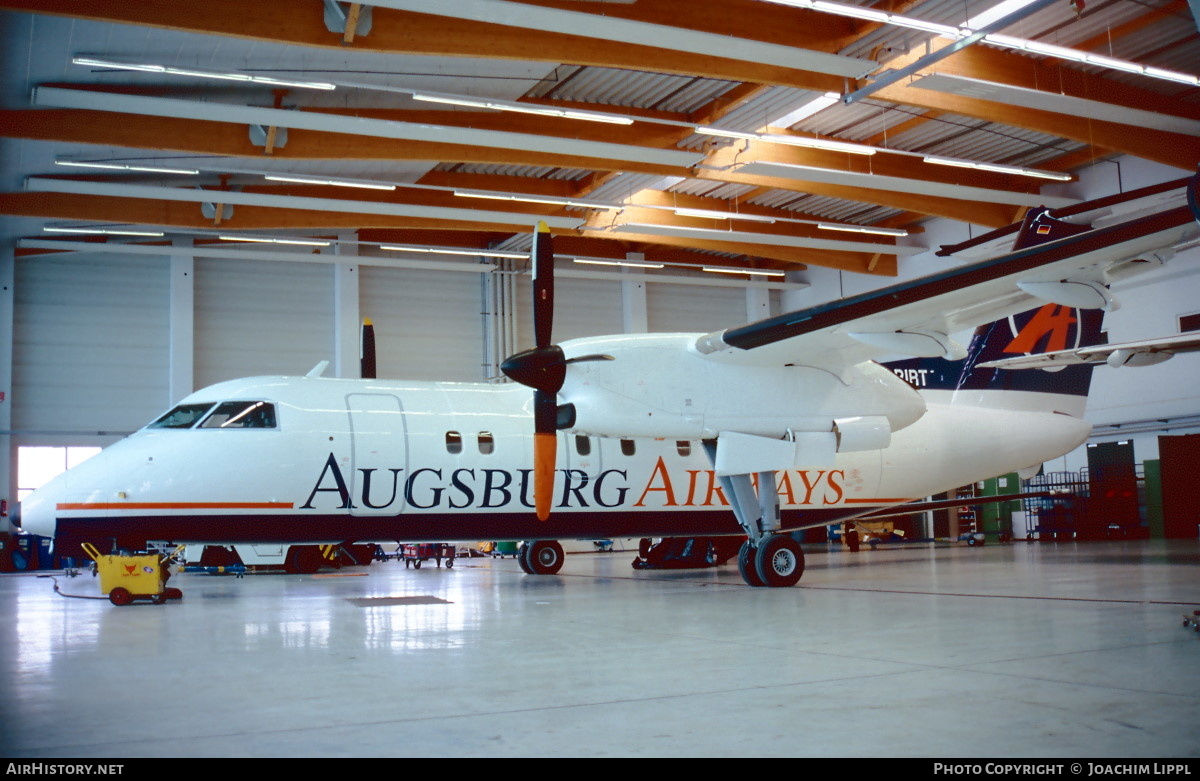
532,221,554,349
533,390,558,521
360,318,377,380
563,353,615,366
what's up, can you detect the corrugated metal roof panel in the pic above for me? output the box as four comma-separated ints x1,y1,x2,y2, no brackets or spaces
710,86,824,133
528,65,737,114
430,163,593,181
667,180,757,200
584,172,673,202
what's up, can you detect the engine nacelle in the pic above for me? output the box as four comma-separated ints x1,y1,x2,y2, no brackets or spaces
555,333,926,443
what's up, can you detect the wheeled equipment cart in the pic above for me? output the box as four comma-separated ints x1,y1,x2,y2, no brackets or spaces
81,542,184,605
400,543,455,569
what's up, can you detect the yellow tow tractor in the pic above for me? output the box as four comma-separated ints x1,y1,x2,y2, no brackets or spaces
81,542,185,605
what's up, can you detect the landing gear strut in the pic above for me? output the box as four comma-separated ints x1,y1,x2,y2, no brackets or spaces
704,440,806,588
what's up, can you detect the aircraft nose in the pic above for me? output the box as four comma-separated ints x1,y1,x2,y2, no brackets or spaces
15,489,54,539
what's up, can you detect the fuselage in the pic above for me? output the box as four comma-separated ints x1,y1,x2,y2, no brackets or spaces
20,365,1092,555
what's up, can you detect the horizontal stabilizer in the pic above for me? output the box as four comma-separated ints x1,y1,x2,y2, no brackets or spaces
978,331,1200,370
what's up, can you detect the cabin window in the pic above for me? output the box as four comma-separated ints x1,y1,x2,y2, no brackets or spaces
478,432,495,455
676,441,691,457
620,438,636,456
1180,312,1200,333
198,401,277,429
149,403,216,429
445,431,463,454
575,435,591,456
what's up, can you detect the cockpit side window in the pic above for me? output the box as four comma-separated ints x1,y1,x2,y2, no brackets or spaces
149,403,216,429
197,401,278,429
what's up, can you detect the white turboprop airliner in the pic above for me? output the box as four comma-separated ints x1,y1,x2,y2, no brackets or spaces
17,173,1200,587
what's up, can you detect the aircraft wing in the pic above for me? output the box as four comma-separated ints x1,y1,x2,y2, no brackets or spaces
694,176,1199,374
977,331,1200,370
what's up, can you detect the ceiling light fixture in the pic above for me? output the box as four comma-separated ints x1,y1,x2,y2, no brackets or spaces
572,257,665,269
43,226,165,237
73,56,336,90
702,266,787,277
695,126,876,155
453,190,622,211
264,174,396,191
55,159,200,175
411,92,635,125
381,245,529,259
219,235,332,247
923,156,1073,181
674,207,776,223
817,223,909,237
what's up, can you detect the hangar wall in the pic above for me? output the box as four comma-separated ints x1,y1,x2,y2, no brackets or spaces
4,251,778,451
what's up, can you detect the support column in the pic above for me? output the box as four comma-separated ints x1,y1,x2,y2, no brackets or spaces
333,237,360,379
168,238,195,405
746,285,772,322
0,246,13,530
621,252,648,334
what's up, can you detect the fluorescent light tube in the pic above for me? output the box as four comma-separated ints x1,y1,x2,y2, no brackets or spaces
381,245,529,259
572,258,664,269
694,126,760,141
885,17,963,37
72,57,335,90
411,92,634,125
696,126,876,155
817,223,908,237
700,267,787,279
812,1,889,23
1144,67,1200,86
923,156,1072,181
453,190,621,211
44,226,165,237
219,235,331,247
763,134,877,155
264,175,396,191
674,208,776,223
55,160,199,175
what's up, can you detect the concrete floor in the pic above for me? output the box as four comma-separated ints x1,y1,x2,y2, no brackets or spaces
2,539,1198,758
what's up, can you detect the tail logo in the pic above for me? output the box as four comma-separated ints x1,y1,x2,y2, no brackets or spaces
1003,304,1079,355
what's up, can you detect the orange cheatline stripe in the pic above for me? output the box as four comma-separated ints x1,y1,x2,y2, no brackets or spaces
843,498,914,504
56,502,295,511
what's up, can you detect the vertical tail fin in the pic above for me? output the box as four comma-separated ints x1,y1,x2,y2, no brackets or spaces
887,206,1106,416
886,304,1104,416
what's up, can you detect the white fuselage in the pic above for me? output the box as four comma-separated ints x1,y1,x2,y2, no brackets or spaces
19,364,1092,553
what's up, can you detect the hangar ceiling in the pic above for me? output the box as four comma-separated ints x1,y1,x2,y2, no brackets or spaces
0,0,1198,278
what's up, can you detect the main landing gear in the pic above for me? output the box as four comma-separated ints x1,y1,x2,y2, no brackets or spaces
704,440,805,588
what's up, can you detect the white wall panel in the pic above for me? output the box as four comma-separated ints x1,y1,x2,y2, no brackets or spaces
646,283,748,333
360,266,483,382
513,275,625,346
194,258,334,388
13,254,169,438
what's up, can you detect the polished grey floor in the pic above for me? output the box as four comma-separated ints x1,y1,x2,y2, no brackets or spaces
2,540,1198,758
